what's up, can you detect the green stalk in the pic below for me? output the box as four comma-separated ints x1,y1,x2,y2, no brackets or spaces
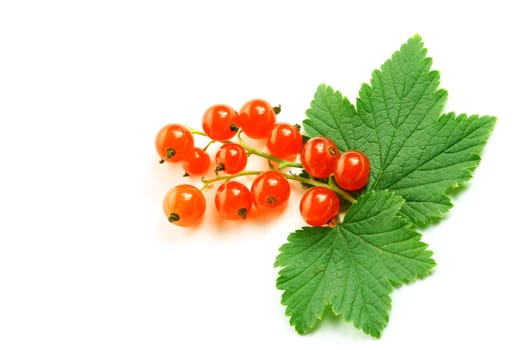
201,170,262,190
237,132,303,170
283,174,356,204
201,169,356,204
187,126,207,137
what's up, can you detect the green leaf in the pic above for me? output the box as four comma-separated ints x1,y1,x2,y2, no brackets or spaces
303,35,496,225
275,190,435,338
277,35,496,338
303,84,357,152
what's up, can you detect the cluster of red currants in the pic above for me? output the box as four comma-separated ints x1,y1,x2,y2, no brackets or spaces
155,98,370,228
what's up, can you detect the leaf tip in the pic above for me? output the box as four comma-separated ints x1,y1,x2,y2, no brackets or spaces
410,33,423,43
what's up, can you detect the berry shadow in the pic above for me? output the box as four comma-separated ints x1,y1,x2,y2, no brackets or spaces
208,203,288,236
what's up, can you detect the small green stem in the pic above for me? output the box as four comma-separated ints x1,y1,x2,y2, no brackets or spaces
201,170,262,190
200,169,356,204
187,126,207,137
284,174,357,204
196,130,356,204
203,140,215,151
278,160,303,170
237,132,303,170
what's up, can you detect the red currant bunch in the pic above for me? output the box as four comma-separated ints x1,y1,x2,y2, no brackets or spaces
155,99,371,228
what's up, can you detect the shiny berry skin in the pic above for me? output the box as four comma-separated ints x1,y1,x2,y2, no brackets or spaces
215,143,247,174
333,150,370,191
155,124,194,163
215,181,252,220
183,148,211,176
300,187,340,226
251,171,290,212
300,136,340,178
163,184,206,227
202,104,240,141
266,123,303,160
238,99,276,139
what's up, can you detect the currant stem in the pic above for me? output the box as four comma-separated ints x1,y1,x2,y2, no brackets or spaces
284,174,357,204
203,140,215,151
200,169,356,204
194,130,356,204
237,132,303,170
278,160,303,170
187,126,207,137
200,170,262,190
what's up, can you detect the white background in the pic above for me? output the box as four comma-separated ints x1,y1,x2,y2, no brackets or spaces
1,1,524,349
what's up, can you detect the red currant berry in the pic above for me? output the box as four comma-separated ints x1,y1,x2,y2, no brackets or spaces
155,124,194,163
202,104,240,141
251,171,290,212
238,99,276,139
215,181,252,220
183,148,211,176
300,136,340,178
333,150,370,191
215,143,247,174
163,184,206,227
266,123,303,160
300,187,340,226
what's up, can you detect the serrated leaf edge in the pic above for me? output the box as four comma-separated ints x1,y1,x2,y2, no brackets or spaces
275,190,436,338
